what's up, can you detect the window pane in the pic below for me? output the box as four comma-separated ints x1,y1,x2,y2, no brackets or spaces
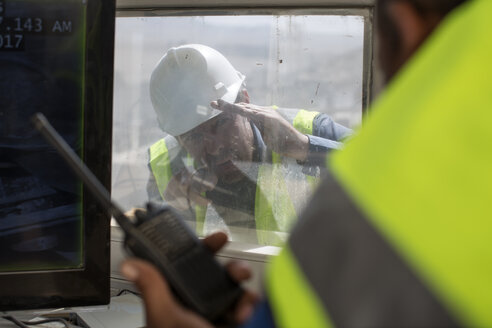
112,13,364,245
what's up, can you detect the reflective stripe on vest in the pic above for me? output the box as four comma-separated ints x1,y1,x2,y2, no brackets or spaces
149,138,174,200
149,137,206,234
255,108,320,245
255,162,297,246
149,108,320,244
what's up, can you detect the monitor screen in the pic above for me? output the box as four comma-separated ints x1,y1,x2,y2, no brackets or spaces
0,0,114,310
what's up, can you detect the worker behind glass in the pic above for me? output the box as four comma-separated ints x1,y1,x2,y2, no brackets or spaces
146,44,351,245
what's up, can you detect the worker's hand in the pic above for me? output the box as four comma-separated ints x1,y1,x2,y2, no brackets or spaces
211,99,309,161
124,207,146,222
120,232,260,328
163,168,217,212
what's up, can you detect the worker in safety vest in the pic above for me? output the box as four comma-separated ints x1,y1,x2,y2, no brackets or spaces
147,44,351,245
122,0,492,326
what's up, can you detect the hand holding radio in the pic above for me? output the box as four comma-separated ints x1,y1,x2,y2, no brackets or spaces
121,231,260,328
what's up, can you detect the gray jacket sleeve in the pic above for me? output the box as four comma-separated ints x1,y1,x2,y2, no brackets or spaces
303,113,353,170
313,113,353,141
147,162,163,202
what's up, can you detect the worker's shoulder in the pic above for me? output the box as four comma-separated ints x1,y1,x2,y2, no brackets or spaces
149,135,182,161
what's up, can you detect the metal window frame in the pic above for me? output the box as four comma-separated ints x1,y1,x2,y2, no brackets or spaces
115,0,376,114
116,0,375,10
110,1,379,277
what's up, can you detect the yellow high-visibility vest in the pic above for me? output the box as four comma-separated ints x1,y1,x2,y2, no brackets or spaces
267,0,492,326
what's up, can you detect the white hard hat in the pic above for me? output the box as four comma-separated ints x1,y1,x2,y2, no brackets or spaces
149,44,246,136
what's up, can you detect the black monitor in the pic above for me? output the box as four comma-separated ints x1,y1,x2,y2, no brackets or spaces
0,0,115,310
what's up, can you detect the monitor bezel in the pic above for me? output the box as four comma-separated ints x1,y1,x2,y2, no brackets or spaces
0,0,115,311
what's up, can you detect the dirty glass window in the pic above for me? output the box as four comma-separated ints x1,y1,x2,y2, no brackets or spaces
112,14,365,245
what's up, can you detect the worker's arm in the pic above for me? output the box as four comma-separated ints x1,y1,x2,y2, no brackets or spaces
121,232,260,328
301,135,345,170
212,100,310,162
300,114,354,169
213,100,353,168
313,113,353,141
